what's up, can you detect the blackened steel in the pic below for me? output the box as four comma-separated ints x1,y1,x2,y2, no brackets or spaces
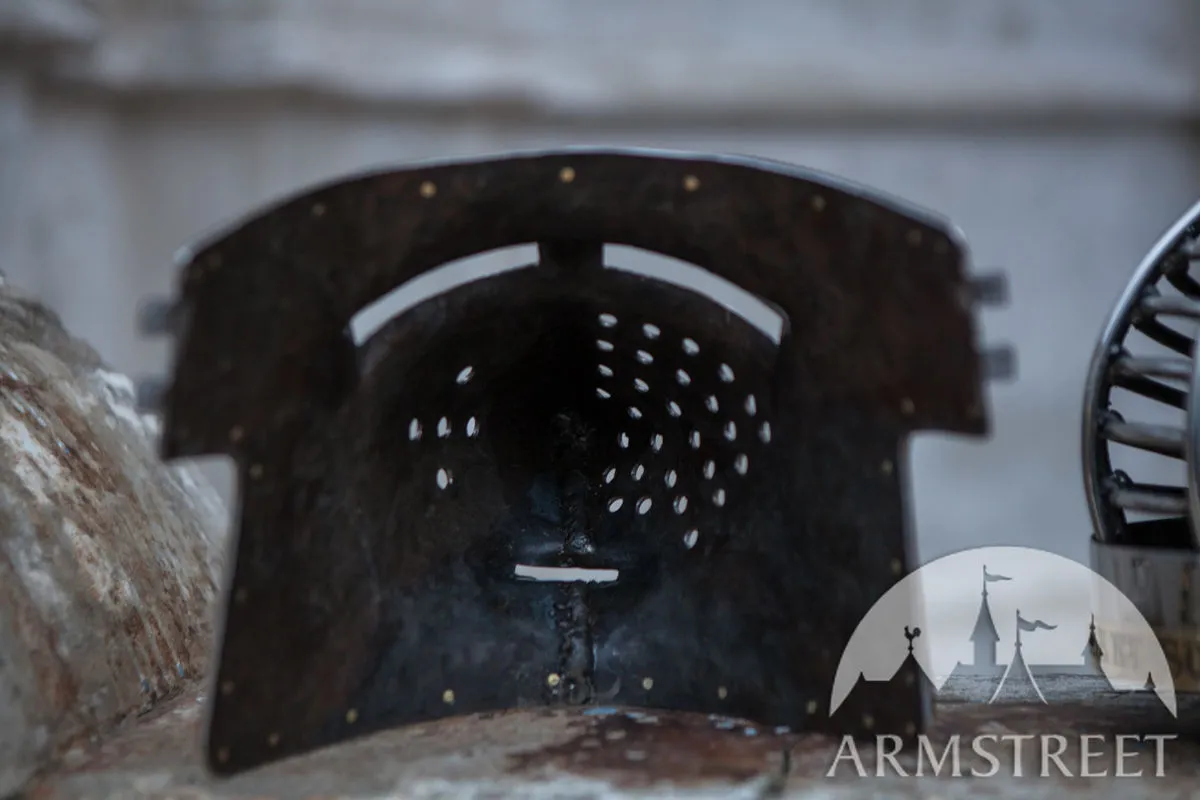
152,148,993,775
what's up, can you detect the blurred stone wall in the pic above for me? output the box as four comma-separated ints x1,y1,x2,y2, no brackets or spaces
1,0,1199,564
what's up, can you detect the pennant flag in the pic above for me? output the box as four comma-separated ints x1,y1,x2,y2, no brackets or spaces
1017,614,1056,632
984,567,1012,582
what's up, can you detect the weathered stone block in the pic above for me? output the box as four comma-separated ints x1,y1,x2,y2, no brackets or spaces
0,281,225,796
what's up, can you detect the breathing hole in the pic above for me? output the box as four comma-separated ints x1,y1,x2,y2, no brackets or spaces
703,460,716,480
631,464,645,481
674,496,689,514
637,497,652,515
689,431,701,449
759,422,772,443
713,488,727,507
683,338,700,356
599,364,614,378
734,454,749,474
643,323,661,340
349,244,536,345
665,469,678,488
719,364,735,383
456,366,475,385
604,467,617,484
597,340,614,352
637,350,654,365
706,396,719,413
437,417,451,438
599,313,618,328
436,468,453,489
634,378,650,393
677,369,691,386
608,497,624,512
651,433,664,452
628,406,643,419
668,401,682,418
409,419,422,441
619,432,630,448
683,529,699,549
597,388,611,399
724,421,737,441
466,417,479,437
745,395,757,416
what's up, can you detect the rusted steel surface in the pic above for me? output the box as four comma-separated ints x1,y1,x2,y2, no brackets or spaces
150,148,1004,774
25,688,1200,799
0,285,226,795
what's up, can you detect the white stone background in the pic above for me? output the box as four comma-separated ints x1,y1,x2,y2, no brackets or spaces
3,0,1200,572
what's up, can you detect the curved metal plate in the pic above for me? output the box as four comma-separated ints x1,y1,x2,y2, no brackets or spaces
154,149,991,775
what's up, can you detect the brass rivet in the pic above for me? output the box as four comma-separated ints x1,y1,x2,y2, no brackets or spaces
904,671,915,686
863,714,875,729
311,203,326,217
267,732,280,747
811,195,826,212
806,700,818,715
233,588,247,604
881,459,893,475
934,239,949,255
683,175,700,192
419,181,437,198
345,708,358,724
443,689,456,705
547,673,561,688
208,253,223,268
248,464,264,480
905,722,916,736
717,686,728,699
642,677,654,690
216,746,230,763
891,558,903,575
900,398,915,415
906,229,922,246
559,166,576,184
220,680,234,695
228,425,244,443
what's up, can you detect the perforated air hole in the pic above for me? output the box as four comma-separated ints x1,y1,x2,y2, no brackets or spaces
668,401,682,418
631,464,645,481
724,421,737,441
466,417,479,437
597,388,611,399
599,313,618,328
706,396,719,413
650,433,664,452
713,488,726,507
604,467,617,484
637,497,652,515
665,469,678,488
456,366,475,385
689,431,701,449
608,497,624,513
634,378,649,393
599,364,614,377
734,454,749,475
598,340,614,352
642,323,661,339
409,419,422,441
703,460,716,480
683,529,699,549
718,364,735,383
619,432,630,449
436,468,453,489
437,417,451,438
637,350,654,365
628,406,643,419
674,496,688,514
759,422,772,443
683,338,700,356
677,369,691,386
745,395,757,416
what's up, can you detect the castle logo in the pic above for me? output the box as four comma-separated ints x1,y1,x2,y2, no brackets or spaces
829,545,1177,716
